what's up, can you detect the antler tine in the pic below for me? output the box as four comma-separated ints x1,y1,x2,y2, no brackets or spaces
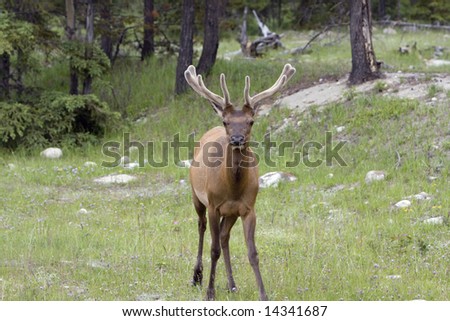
219,73,231,106
184,65,229,109
244,63,296,107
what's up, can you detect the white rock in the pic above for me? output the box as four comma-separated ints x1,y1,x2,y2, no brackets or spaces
426,59,450,67
386,275,402,280
128,146,140,152
135,117,148,124
395,200,411,208
413,192,431,201
178,160,192,168
7,163,16,170
124,162,140,169
41,147,63,159
83,161,97,167
120,156,130,165
336,126,346,133
78,208,88,215
94,174,137,184
423,216,444,225
259,171,297,188
365,170,386,184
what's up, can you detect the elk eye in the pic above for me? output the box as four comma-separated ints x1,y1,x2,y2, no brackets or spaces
249,120,254,126
222,121,228,126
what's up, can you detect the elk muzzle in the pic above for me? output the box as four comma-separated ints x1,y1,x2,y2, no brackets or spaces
230,134,246,148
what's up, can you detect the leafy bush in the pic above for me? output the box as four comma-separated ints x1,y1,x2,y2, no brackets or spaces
0,92,119,150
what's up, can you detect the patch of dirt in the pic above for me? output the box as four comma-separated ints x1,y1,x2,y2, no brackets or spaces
277,72,450,111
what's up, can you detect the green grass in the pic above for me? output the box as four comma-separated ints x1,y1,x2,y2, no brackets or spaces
1,28,449,301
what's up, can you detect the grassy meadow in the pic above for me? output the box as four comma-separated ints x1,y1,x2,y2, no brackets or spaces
1,27,449,301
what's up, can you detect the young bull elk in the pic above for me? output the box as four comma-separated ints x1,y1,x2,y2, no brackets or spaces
184,64,296,300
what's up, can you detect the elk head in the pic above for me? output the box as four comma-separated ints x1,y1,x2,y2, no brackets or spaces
184,64,296,150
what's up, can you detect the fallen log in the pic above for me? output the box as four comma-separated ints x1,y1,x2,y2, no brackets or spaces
377,20,450,31
239,8,284,57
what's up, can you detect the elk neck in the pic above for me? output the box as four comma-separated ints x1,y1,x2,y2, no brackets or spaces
223,143,252,188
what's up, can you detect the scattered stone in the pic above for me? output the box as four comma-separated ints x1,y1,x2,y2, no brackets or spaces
365,170,386,184
423,216,444,225
336,126,345,133
7,163,16,170
120,156,130,166
413,192,431,201
177,159,192,168
94,174,137,184
399,46,410,54
395,200,411,208
426,59,450,67
327,173,334,179
428,176,438,182
41,147,63,159
83,161,97,167
78,208,88,215
135,117,148,124
124,162,140,169
386,275,402,280
259,171,297,188
128,146,140,152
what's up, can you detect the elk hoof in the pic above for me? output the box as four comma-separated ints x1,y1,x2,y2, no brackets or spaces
192,270,203,286
206,289,215,301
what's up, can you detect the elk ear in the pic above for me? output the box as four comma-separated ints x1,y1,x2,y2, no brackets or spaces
242,104,256,117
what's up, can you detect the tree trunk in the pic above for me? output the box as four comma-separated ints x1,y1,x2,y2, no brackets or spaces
65,0,78,95
175,0,195,95
0,53,10,100
141,0,155,60
378,0,386,19
196,0,220,76
16,48,25,98
239,6,249,56
99,0,113,61
82,0,94,95
348,0,381,85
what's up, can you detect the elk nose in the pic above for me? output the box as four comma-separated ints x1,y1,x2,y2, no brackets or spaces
230,135,245,146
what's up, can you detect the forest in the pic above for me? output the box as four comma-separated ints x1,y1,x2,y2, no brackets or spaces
1,0,450,149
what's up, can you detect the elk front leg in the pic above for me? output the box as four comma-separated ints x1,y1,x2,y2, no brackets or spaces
192,193,206,286
220,216,238,292
207,208,221,300
242,211,268,301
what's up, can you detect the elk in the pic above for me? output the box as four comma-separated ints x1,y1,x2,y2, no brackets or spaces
184,63,296,300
